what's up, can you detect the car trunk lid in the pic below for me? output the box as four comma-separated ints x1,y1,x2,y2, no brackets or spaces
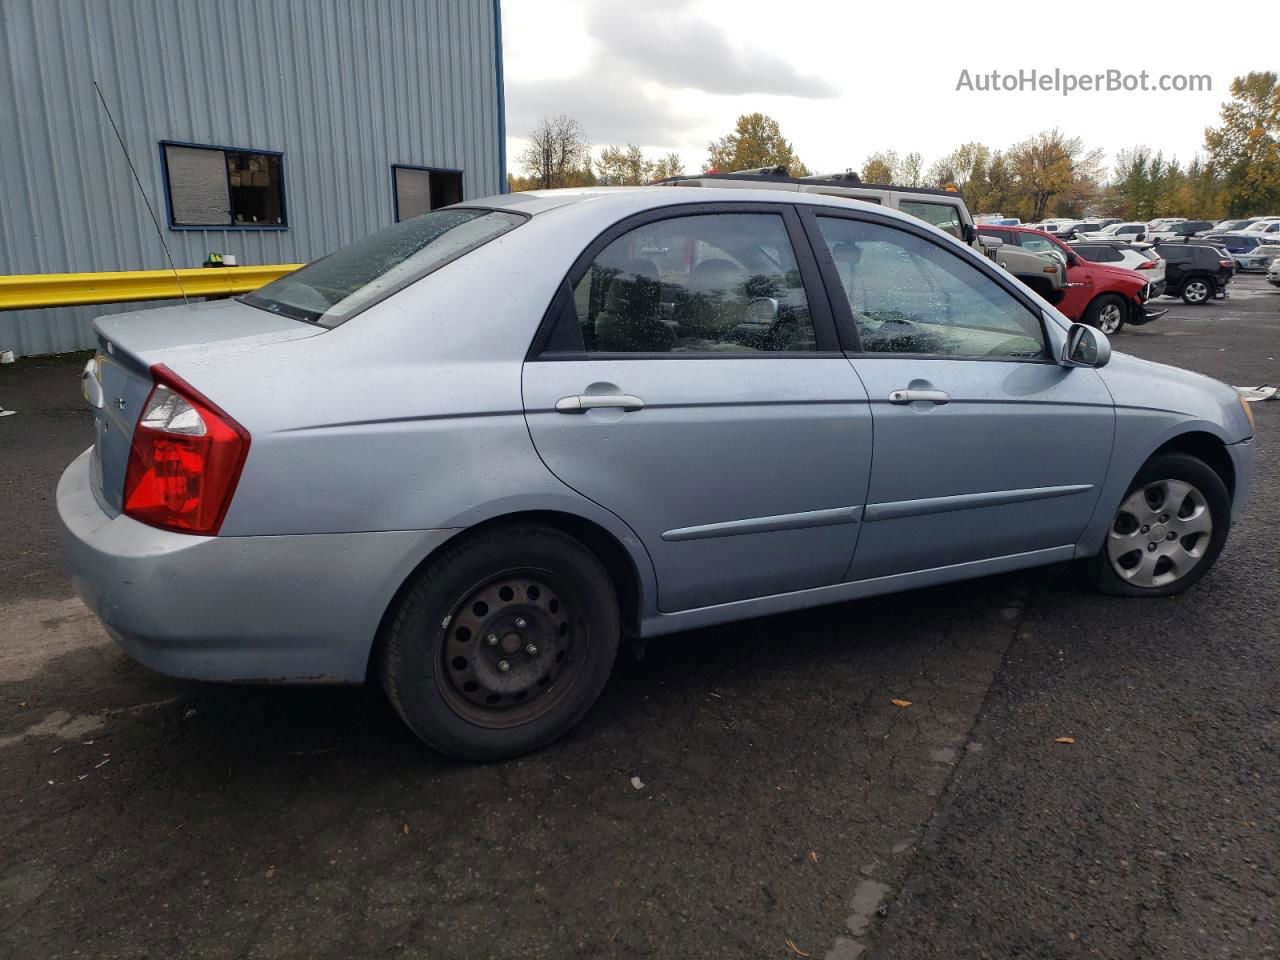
85,298,322,514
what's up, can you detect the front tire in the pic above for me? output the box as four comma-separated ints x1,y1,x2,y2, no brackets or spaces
1085,294,1127,335
1180,277,1213,304
1088,452,1231,597
378,524,620,760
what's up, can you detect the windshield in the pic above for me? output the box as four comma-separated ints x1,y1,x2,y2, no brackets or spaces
242,208,526,326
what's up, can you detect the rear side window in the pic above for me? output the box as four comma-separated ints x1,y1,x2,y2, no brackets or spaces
899,200,964,239
569,213,818,354
1073,246,1108,262
242,209,524,326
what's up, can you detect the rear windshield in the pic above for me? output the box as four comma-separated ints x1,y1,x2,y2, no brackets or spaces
242,208,525,326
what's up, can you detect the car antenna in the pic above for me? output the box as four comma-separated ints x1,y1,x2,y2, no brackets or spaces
92,80,188,305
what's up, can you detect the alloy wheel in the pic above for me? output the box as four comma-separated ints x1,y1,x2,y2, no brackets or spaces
1184,280,1209,303
1097,303,1123,334
1106,479,1213,588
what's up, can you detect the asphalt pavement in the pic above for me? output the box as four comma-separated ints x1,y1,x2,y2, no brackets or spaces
0,278,1276,959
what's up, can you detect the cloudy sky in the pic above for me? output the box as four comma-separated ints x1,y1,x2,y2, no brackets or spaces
501,0,1264,180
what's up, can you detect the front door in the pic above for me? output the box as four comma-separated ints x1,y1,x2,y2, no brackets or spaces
523,207,873,612
806,211,1115,581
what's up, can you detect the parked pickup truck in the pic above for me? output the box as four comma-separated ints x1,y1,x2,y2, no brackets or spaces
654,168,1067,302
979,225,1155,334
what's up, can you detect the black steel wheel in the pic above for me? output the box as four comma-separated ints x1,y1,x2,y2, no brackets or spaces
438,572,583,728
378,523,620,760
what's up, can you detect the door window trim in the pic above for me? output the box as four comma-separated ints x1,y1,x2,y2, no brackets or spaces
797,206,1056,364
526,202,842,361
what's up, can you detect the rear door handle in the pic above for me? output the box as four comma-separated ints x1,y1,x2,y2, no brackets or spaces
888,389,951,405
555,394,645,413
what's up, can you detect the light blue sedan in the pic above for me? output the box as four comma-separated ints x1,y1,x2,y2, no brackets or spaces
59,188,1256,759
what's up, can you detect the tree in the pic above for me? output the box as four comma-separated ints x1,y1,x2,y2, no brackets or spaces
596,144,653,185
518,115,591,189
927,142,992,195
705,113,808,175
860,151,898,184
651,152,685,180
859,150,922,187
897,152,924,188
1006,129,1103,221
1204,72,1280,216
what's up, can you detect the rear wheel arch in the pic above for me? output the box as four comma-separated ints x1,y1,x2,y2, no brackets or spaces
367,510,644,680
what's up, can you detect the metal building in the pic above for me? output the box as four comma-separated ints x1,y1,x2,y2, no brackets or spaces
0,0,506,356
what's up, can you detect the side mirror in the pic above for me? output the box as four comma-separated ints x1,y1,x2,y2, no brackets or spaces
979,236,1004,249
746,296,780,324
1062,323,1111,368
1065,252,1079,267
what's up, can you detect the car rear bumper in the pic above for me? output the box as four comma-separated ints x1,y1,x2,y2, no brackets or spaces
56,448,458,683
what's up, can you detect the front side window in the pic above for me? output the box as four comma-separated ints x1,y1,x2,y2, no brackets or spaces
242,209,523,326
1118,225,1143,235
570,213,817,354
162,142,285,227
899,200,964,239
816,216,1046,360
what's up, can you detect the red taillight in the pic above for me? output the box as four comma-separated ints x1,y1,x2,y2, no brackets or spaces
122,365,250,535
1136,261,1156,269
1220,260,1234,269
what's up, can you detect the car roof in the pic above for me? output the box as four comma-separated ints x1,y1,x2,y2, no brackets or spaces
471,185,947,227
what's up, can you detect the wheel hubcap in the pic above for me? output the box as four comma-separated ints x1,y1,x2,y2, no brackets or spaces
438,574,579,727
1098,304,1122,334
1186,281,1208,302
1106,479,1213,588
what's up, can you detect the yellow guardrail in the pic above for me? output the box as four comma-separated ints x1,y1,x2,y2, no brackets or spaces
0,264,303,311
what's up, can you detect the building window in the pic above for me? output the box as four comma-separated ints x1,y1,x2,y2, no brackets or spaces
161,141,287,228
393,165,463,220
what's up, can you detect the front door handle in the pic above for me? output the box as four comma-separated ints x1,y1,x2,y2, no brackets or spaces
888,388,951,405
555,394,645,413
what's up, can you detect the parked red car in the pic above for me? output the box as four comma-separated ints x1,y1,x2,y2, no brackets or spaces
978,225,1154,334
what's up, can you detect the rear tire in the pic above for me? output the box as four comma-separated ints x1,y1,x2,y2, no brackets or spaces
1088,452,1230,597
1180,277,1213,304
378,524,620,760
1084,294,1127,335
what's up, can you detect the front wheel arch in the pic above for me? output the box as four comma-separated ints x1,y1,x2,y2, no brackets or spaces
1150,431,1235,501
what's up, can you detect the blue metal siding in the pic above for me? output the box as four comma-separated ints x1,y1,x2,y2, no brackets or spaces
0,0,502,356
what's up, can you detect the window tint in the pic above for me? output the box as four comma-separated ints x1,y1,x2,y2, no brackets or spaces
162,142,286,227
242,208,523,326
1118,225,1143,235
898,200,964,239
571,213,817,354
1072,245,1107,262
816,217,1046,360
393,166,464,221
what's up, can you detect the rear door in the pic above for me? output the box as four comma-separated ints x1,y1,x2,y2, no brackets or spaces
804,209,1115,581
523,204,873,612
